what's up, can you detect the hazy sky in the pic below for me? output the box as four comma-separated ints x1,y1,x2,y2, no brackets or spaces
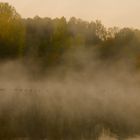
1,0,140,28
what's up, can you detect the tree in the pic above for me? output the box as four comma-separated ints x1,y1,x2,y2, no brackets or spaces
95,20,107,41
0,2,25,59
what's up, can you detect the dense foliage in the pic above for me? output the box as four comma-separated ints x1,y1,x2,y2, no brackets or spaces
0,3,25,59
1,2,140,69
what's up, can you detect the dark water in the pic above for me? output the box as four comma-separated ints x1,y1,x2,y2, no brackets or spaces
0,88,140,140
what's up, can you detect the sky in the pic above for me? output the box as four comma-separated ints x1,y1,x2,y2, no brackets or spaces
1,0,140,28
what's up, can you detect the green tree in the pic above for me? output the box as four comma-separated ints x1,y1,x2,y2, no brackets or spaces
95,20,107,41
0,2,25,59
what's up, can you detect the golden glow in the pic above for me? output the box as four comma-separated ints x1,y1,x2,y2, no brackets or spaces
1,0,140,28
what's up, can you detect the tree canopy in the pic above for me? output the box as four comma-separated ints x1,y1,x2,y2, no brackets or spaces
0,2,25,59
1,2,140,70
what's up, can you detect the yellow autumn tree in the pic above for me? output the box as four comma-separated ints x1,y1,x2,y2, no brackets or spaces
0,2,25,58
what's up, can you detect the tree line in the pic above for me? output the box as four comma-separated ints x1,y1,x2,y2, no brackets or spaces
1,2,140,69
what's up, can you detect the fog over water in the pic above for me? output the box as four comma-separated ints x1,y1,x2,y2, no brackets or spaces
0,51,140,139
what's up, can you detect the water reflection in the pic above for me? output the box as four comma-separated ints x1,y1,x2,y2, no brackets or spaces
0,89,140,140
98,133,140,140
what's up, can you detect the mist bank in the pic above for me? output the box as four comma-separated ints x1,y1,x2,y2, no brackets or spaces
0,58,140,140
